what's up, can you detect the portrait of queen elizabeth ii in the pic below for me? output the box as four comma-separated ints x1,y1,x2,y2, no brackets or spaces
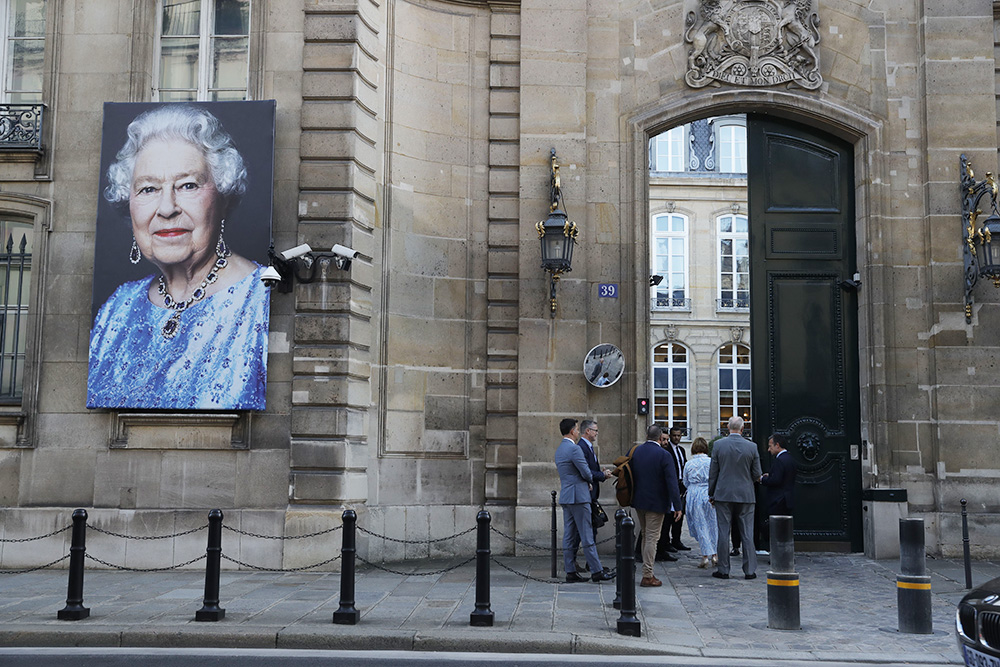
87,102,275,410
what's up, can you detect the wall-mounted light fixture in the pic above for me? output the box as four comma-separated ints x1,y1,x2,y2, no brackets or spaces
262,242,358,293
960,154,1000,322
535,149,578,317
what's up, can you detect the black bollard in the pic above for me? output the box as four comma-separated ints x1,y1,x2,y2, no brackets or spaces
766,515,799,630
613,509,626,609
550,490,557,579
58,509,90,620
962,499,972,589
195,509,225,622
333,509,359,624
897,517,932,634
470,509,494,627
616,515,641,637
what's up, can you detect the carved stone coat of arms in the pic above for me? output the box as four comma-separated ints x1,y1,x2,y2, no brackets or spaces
684,0,822,90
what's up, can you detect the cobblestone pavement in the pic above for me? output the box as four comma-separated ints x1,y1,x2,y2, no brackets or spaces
0,550,985,663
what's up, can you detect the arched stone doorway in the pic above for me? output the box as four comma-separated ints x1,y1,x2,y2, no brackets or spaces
625,93,884,551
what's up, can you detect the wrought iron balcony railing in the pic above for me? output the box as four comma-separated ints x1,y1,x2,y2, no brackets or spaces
650,295,692,311
0,105,44,152
716,296,750,312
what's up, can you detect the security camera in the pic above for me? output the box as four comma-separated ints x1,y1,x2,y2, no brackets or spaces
331,244,359,260
260,265,282,289
279,243,313,261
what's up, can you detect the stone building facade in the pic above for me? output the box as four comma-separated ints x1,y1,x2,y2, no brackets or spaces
0,0,997,567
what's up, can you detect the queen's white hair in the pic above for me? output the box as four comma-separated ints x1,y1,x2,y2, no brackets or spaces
104,105,248,205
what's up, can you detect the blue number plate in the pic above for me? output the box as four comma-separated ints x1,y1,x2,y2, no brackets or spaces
598,283,618,298
965,645,1000,667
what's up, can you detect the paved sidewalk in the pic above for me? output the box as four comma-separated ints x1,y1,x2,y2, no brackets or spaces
0,551,983,663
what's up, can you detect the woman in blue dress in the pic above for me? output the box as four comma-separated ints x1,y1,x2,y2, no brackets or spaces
88,105,268,410
683,437,718,568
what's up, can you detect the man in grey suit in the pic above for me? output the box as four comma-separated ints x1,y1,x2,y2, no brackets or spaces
708,415,762,580
555,418,615,583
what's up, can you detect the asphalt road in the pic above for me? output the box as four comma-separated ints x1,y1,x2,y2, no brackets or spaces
0,649,958,667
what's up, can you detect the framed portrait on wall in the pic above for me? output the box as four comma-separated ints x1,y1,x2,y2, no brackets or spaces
87,101,276,410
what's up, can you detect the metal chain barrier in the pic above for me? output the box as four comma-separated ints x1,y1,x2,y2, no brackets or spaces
89,524,208,541
0,524,71,543
222,523,343,540
220,552,342,572
490,556,559,584
488,526,549,551
84,552,207,572
0,553,70,574
356,554,475,576
356,525,476,545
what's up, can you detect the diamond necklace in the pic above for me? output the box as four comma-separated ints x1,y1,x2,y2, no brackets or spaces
157,248,230,339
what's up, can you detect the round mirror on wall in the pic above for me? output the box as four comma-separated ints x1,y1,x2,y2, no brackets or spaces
583,344,625,388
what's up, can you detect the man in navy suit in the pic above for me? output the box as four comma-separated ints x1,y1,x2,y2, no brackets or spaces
578,419,606,540
631,423,683,587
555,418,615,583
760,433,797,548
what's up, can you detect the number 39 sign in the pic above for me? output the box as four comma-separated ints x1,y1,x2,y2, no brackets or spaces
598,283,618,298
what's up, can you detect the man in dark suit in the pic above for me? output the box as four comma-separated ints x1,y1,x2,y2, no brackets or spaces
659,425,691,554
708,415,762,580
578,419,606,541
760,433,797,549
631,423,683,587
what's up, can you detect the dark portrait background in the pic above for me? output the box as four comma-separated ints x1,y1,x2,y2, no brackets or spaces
90,100,276,324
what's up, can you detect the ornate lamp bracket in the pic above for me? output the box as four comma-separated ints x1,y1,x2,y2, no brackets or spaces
960,154,1000,323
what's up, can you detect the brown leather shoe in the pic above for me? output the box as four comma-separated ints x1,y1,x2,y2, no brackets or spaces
639,576,662,587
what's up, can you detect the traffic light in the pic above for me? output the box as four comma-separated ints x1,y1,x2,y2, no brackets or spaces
637,397,649,415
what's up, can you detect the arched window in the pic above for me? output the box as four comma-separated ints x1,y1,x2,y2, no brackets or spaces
653,342,689,437
717,213,749,311
651,212,689,310
718,343,751,436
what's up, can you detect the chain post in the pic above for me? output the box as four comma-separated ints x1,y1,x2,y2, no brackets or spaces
57,509,90,620
470,510,494,626
962,499,972,589
613,508,626,609
333,509,359,624
550,490,557,578
195,509,225,621
616,514,640,636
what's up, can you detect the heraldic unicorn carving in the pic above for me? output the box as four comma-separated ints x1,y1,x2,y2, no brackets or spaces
684,0,822,90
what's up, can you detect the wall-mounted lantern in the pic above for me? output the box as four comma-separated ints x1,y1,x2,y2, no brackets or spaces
960,155,1000,322
535,149,578,317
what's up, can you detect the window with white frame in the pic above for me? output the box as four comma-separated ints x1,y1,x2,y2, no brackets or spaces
651,212,688,308
651,126,685,172
653,342,689,438
0,0,45,104
717,122,747,173
653,342,690,439
156,0,251,102
718,343,751,436
718,213,749,310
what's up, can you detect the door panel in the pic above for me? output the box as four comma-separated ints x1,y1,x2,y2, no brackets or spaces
748,115,862,550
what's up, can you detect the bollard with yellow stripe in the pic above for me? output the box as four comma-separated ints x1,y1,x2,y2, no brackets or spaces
896,573,933,634
766,516,800,630
767,571,801,630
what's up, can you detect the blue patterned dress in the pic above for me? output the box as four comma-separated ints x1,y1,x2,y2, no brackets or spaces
683,453,718,556
87,266,269,410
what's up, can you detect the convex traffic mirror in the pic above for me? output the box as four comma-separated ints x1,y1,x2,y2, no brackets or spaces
584,344,625,388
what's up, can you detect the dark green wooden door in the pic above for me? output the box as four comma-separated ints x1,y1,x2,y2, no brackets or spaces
747,115,863,551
